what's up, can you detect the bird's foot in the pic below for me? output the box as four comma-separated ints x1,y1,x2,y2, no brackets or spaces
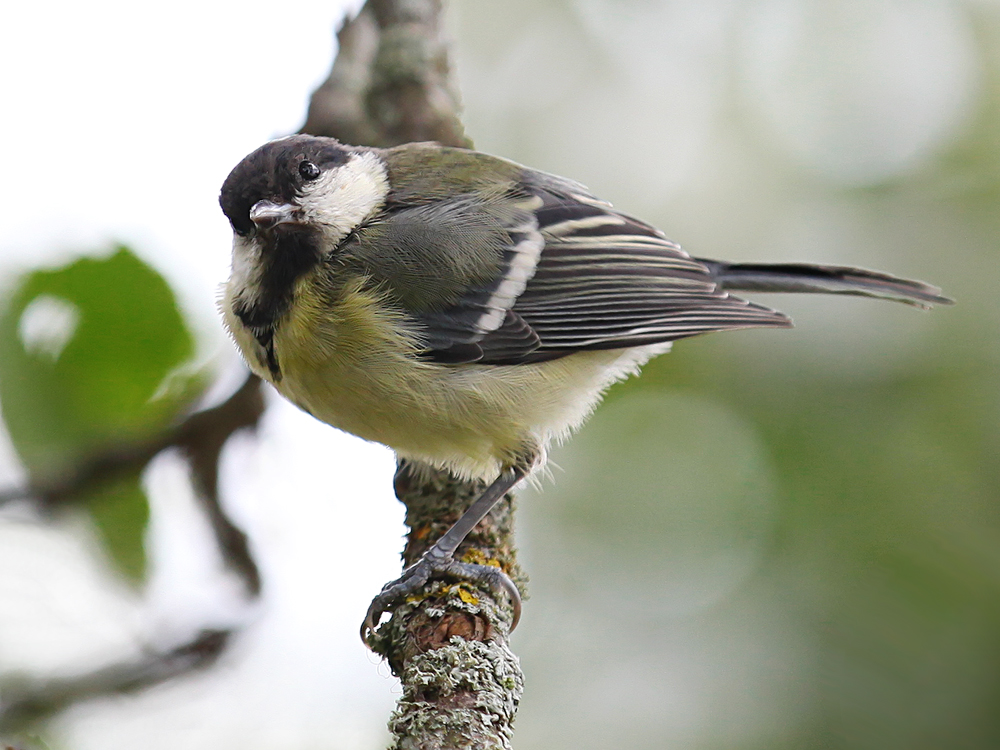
361,546,521,645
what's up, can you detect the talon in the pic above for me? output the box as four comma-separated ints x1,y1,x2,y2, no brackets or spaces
361,465,530,649
497,572,522,631
360,605,382,644
359,552,521,648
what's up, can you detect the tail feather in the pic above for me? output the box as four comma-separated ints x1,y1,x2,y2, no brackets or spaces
697,260,953,309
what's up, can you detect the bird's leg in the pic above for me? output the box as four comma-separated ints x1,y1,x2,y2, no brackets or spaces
361,464,527,644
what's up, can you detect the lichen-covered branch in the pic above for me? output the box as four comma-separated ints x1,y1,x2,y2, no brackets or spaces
301,2,524,748
371,463,524,750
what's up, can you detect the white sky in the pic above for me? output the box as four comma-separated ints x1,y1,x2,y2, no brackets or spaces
0,0,363,348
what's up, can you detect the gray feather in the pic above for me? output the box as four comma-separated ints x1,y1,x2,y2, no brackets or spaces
354,144,951,365
697,261,953,309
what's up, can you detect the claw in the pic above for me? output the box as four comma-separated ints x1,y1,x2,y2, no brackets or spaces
360,554,521,646
361,464,529,647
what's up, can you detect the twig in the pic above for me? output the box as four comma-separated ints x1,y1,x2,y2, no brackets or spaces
1,375,265,595
0,630,230,732
172,374,265,596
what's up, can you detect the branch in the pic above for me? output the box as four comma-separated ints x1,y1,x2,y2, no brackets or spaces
171,374,265,596
0,630,230,732
302,0,472,149
372,463,524,750
301,2,525,747
2,374,265,597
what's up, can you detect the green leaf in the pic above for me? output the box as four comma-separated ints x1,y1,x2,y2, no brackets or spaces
0,246,201,579
80,474,151,583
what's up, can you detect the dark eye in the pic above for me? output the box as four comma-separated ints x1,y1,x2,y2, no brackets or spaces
299,160,321,181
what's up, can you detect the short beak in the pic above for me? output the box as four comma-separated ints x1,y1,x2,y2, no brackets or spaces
250,200,302,230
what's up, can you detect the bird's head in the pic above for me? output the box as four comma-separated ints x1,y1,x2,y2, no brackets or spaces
220,134,389,258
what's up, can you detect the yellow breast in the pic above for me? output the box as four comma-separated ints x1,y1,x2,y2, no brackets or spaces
224,269,661,480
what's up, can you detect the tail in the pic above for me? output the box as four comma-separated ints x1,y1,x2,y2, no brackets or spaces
697,260,953,309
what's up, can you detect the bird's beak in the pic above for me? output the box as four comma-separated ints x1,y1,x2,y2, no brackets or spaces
250,200,302,230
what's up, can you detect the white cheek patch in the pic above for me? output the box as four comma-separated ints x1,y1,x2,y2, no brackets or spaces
298,151,390,249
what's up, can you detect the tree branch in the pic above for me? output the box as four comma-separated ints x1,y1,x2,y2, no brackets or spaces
303,0,472,149
1,374,265,597
373,463,524,750
0,630,230,732
301,2,524,747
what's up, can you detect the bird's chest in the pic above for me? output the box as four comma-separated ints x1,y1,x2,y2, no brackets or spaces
223,269,556,477
226,273,440,443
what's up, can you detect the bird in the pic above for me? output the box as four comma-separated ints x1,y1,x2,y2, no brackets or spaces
218,134,951,643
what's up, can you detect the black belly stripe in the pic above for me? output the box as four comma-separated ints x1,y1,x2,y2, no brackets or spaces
257,328,282,381
234,313,283,381
233,228,328,382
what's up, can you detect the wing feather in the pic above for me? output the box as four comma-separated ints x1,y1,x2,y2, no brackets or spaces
466,180,790,363
353,160,790,364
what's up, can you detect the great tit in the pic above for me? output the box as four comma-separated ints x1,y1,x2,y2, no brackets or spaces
219,134,951,641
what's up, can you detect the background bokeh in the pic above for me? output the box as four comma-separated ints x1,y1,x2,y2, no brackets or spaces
0,0,997,748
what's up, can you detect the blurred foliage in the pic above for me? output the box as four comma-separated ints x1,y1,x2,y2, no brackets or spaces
448,1,1000,749
0,247,201,580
